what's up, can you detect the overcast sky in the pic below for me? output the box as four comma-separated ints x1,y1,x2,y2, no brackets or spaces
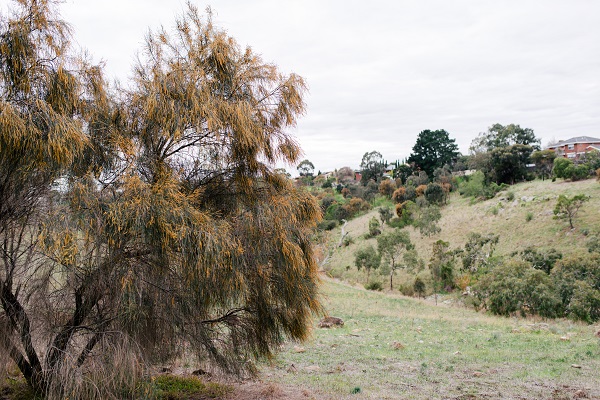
54,0,600,173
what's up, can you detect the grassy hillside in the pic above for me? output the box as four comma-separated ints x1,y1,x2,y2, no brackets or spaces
321,178,600,287
262,280,600,399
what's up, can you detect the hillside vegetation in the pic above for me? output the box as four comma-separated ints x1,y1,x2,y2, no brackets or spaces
321,178,600,288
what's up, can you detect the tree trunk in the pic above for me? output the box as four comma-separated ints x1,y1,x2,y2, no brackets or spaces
0,282,46,393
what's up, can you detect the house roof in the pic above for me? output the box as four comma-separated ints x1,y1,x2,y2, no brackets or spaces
547,136,600,148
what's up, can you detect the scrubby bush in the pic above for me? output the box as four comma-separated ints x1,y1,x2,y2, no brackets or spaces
399,283,415,297
425,182,445,205
553,157,573,179
320,196,337,213
551,254,600,322
368,216,381,237
458,171,507,200
516,247,562,274
387,217,408,229
564,164,590,181
415,184,427,197
317,220,338,231
475,261,562,318
413,277,426,298
378,206,393,225
365,281,384,291
392,187,406,203
587,235,600,253
378,179,396,198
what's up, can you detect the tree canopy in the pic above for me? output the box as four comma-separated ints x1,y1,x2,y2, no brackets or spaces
0,1,321,397
470,123,540,153
360,150,385,184
407,129,460,178
297,159,315,176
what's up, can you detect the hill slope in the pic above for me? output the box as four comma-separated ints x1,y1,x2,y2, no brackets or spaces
322,178,600,285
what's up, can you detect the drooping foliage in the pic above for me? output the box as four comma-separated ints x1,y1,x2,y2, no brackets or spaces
0,2,321,398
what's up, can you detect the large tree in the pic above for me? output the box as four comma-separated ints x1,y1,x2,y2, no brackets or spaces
0,2,321,397
470,123,540,153
360,150,385,184
407,129,460,178
489,144,533,184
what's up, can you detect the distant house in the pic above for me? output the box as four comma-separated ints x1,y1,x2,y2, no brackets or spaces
546,136,600,159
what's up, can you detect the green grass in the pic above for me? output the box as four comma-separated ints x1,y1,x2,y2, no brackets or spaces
148,375,232,400
263,280,600,399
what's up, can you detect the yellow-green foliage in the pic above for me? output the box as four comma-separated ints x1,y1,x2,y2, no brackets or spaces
0,1,322,397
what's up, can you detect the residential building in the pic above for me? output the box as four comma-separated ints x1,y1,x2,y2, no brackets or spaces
546,136,600,159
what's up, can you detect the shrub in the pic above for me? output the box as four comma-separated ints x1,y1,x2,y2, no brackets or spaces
587,235,600,253
317,220,338,231
392,187,406,203
342,235,354,247
553,193,590,229
378,179,396,198
368,216,381,237
413,277,426,298
564,164,590,181
568,280,600,323
320,196,337,213
525,211,533,222
506,191,515,201
415,184,427,197
551,253,600,322
378,206,393,225
425,182,445,205
387,217,407,229
365,281,384,291
553,157,573,179
399,283,415,297
476,261,561,318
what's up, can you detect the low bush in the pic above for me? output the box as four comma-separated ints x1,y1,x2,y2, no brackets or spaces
317,220,338,231
365,281,384,291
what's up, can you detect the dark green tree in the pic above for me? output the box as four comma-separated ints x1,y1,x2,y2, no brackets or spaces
407,129,460,178
413,277,426,298
393,163,414,184
489,144,533,184
424,182,445,205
